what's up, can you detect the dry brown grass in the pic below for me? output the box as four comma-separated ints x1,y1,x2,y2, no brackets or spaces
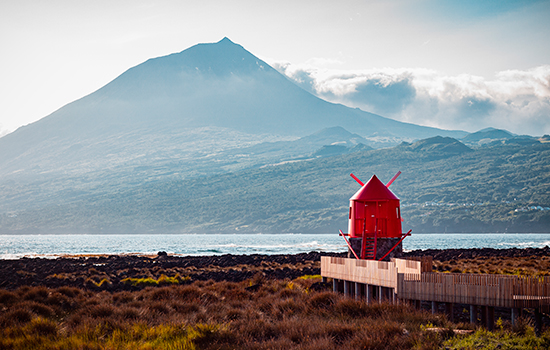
0,276,453,350
432,256,550,276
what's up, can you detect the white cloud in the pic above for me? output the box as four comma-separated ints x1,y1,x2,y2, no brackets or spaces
273,62,550,136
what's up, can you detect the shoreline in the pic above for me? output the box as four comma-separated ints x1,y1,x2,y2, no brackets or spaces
2,245,549,260
1,247,549,291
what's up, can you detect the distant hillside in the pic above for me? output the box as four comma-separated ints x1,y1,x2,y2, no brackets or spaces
462,128,514,143
1,137,548,234
400,136,473,155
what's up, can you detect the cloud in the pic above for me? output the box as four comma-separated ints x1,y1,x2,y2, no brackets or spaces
273,62,550,136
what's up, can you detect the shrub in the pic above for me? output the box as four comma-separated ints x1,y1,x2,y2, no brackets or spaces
121,277,159,287
121,274,187,287
87,304,115,318
27,317,58,337
22,286,49,303
309,291,337,309
112,291,135,304
23,301,55,318
56,286,81,298
0,308,33,326
0,290,18,305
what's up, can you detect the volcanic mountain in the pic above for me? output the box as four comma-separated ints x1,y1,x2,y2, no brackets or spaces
0,37,480,233
0,38,466,178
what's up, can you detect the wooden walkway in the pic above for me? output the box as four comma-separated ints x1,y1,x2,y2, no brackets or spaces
398,273,550,312
321,256,550,330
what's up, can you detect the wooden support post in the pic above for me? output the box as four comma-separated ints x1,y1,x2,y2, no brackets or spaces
322,277,327,283
343,280,349,297
486,307,495,331
392,288,396,304
366,284,371,304
378,286,383,303
333,279,339,293
535,308,543,336
431,301,437,314
355,282,360,300
511,308,520,326
481,306,487,326
470,305,477,324
415,300,421,309
445,303,454,322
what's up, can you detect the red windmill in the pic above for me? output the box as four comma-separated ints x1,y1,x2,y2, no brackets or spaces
340,172,411,260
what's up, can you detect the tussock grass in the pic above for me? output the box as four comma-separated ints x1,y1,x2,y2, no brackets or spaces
1,274,547,349
433,256,550,276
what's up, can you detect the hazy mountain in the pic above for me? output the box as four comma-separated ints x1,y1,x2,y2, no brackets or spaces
4,37,519,234
0,38,466,180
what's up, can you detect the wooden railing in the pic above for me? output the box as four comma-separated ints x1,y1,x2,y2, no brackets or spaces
398,273,550,311
321,257,422,289
321,256,400,288
321,257,550,311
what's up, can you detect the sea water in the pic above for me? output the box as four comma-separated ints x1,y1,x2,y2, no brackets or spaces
1,233,549,259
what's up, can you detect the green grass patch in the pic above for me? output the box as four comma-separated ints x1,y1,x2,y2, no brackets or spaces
444,328,550,349
121,274,189,287
298,274,323,280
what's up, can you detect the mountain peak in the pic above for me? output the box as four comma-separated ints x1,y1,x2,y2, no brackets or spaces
217,37,235,44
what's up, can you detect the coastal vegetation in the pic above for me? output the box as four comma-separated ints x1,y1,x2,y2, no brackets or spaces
1,138,548,234
2,276,549,349
2,250,550,349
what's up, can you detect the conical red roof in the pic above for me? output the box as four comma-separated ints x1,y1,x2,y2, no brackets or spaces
350,175,399,201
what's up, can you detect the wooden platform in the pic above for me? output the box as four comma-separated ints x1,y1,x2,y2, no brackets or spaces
321,256,550,313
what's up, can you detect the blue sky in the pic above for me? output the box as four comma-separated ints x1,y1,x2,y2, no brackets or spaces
1,0,549,136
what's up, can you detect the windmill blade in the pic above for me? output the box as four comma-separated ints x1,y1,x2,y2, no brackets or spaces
350,173,364,186
339,229,359,260
386,171,401,187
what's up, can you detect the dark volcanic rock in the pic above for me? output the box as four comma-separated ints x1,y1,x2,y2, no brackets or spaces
404,247,550,261
0,252,343,291
1,249,547,291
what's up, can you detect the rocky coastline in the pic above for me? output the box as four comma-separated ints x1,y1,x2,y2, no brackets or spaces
1,247,549,291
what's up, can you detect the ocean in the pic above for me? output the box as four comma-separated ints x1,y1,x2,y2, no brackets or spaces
1,233,549,259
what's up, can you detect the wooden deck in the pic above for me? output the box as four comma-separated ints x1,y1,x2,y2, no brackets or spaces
321,256,550,312
398,273,550,312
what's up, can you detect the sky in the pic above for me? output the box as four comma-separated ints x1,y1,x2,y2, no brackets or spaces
1,0,549,137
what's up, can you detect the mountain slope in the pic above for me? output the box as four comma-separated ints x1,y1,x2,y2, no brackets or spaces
1,138,548,234
0,38,466,178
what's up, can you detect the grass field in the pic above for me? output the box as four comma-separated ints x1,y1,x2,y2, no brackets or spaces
2,253,550,349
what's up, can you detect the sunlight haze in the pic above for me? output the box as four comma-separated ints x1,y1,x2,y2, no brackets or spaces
1,0,549,135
